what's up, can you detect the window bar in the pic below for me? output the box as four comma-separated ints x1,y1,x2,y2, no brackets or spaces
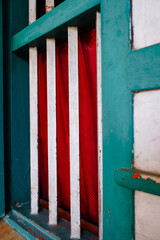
96,12,103,240
29,0,39,214
46,0,57,225
68,27,81,239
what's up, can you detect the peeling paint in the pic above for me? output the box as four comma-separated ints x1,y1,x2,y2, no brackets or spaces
132,173,140,179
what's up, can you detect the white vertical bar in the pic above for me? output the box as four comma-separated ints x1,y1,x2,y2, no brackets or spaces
68,27,80,239
29,0,38,214
46,0,57,226
47,38,57,225
96,12,103,240
46,0,55,13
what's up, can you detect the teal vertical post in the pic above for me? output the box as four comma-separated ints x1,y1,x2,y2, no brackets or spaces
0,0,5,218
101,0,134,239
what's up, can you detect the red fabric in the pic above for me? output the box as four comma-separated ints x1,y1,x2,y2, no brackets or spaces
79,29,98,225
38,28,98,225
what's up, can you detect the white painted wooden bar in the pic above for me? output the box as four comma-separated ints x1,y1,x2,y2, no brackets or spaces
68,27,80,239
29,0,38,214
46,0,57,225
132,0,160,49
96,12,103,240
134,89,160,240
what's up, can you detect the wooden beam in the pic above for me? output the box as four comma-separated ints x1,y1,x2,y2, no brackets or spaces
12,0,100,51
68,27,80,239
96,12,103,240
29,0,38,215
46,0,57,225
127,44,160,91
115,168,160,196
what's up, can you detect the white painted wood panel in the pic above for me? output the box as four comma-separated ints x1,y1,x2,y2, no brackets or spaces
46,0,57,226
135,191,160,240
29,47,38,214
134,89,160,174
29,0,38,215
46,0,55,13
134,89,160,240
47,38,57,225
68,27,80,239
29,0,36,25
132,0,160,49
96,12,103,240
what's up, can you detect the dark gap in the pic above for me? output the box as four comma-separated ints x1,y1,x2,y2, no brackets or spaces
55,0,65,7
37,0,45,19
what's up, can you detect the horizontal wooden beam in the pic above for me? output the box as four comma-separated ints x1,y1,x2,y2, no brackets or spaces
12,0,100,51
127,44,160,91
115,168,160,196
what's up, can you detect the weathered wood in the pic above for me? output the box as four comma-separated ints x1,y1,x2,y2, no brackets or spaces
68,26,80,239
12,0,100,51
29,0,38,215
127,44,160,91
46,0,57,225
115,168,160,196
0,219,25,240
96,11,103,240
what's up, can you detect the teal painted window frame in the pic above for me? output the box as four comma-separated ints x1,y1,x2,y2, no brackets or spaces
11,0,160,239
0,0,5,218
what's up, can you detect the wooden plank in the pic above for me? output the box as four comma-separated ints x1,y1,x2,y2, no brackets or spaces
12,0,100,51
115,168,160,196
96,12,103,240
46,0,57,225
68,27,80,239
127,44,160,91
29,0,38,215
29,47,38,215
132,0,160,50
101,0,134,239
1,219,26,240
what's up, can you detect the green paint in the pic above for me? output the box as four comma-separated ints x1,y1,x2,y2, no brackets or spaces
0,0,5,217
4,216,36,240
12,209,59,240
101,0,134,239
127,44,160,91
12,0,100,51
115,169,160,196
3,0,30,211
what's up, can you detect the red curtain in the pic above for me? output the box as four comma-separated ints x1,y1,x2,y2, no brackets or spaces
38,28,98,225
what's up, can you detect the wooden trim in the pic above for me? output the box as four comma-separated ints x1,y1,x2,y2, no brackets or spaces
29,0,39,215
127,44,160,91
46,0,57,226
68,26,80,239
12,0,100,51
96,11,103,240
40,199,98,236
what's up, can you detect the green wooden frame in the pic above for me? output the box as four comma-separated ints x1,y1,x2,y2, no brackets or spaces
9,0,160,239
115,168,160,196
0,0,5,218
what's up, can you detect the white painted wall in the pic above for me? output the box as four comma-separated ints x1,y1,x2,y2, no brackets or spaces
132,0,160,49
134,90,160,174
134,90,160,240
